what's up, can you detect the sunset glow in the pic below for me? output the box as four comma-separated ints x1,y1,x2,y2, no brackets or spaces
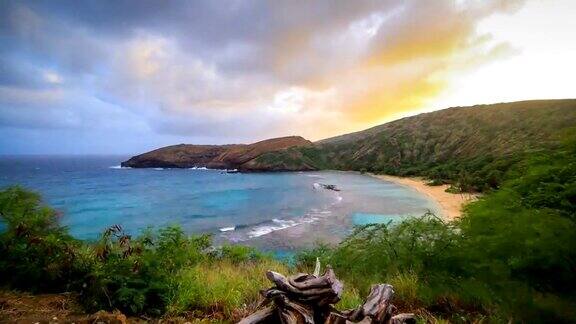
0,0,574,154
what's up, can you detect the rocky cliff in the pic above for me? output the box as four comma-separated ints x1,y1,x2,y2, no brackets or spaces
121,136,313,171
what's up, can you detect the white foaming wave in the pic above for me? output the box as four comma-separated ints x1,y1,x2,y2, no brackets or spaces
153,168,164,171
301,216,320,223
109,165,131,169
188,167,238,172
244,207,335,239
313,182,322,190
220,204,339,241
247,218,298,238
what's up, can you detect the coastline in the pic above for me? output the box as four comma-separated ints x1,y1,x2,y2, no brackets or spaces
370,174,479,221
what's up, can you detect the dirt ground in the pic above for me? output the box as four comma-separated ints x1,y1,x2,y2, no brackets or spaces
0,291,226,324
0,290,240,323
0,291,128,323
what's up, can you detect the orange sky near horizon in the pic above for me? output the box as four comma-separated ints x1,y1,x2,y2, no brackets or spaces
307,0,576,140
1,0,575,153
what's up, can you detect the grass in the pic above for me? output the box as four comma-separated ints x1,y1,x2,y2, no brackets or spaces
169,259,289,321
387,272,420,308
335,286,363,311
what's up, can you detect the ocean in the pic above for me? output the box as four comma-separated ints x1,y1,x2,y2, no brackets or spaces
0,155,439,250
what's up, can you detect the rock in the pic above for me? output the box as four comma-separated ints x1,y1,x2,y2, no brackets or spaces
320,184,340,191
121,136,315,172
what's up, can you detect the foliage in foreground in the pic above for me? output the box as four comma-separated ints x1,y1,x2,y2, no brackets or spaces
0,187,90,292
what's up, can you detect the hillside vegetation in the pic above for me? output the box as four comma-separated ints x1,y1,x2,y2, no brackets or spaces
256,99,576,191
121,136,313,171
123,99,576,191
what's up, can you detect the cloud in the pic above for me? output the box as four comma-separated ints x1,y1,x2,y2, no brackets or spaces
0,0,528,153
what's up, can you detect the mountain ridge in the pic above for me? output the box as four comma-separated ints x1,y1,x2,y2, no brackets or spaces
123,99,576,189
250,99,576,190
121,136,313,171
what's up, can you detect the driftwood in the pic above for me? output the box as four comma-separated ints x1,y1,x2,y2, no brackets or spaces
239,259,415,324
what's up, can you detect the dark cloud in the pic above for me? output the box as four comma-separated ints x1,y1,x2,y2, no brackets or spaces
0,0,529,154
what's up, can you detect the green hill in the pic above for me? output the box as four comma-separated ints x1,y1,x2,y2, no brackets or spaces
255,99,576,191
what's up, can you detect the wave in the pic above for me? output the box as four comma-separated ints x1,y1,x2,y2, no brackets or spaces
216,181,345,241
188,167,238,172
247,218,299,238
109,165,131,169
108,166,237,172
221,208,332,241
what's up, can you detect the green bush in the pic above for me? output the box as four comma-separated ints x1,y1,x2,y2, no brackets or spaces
329,214,460,286
82,225,211,315
214,244,264,263
0,186,90,292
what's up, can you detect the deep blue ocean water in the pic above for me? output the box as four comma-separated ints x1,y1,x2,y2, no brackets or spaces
0,155,439,248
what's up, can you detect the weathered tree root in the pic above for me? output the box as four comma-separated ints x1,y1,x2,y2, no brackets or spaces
238,260,415,324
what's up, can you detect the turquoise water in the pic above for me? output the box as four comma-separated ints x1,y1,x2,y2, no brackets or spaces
352,213,410,226
0,156,439,248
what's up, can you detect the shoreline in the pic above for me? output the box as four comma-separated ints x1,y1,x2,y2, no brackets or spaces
370,174,479,221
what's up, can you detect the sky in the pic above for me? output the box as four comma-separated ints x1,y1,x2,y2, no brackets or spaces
0,0,574,154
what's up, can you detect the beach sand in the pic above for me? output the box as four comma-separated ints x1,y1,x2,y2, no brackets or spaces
371,174,479,221
245,173,479,251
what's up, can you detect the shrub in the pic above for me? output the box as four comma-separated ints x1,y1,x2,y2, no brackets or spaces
0,186,90,292
329,213,460,287
214,244,265,263
82,225,211,315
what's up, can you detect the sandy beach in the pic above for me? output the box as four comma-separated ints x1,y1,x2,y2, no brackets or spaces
371,174,479,221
